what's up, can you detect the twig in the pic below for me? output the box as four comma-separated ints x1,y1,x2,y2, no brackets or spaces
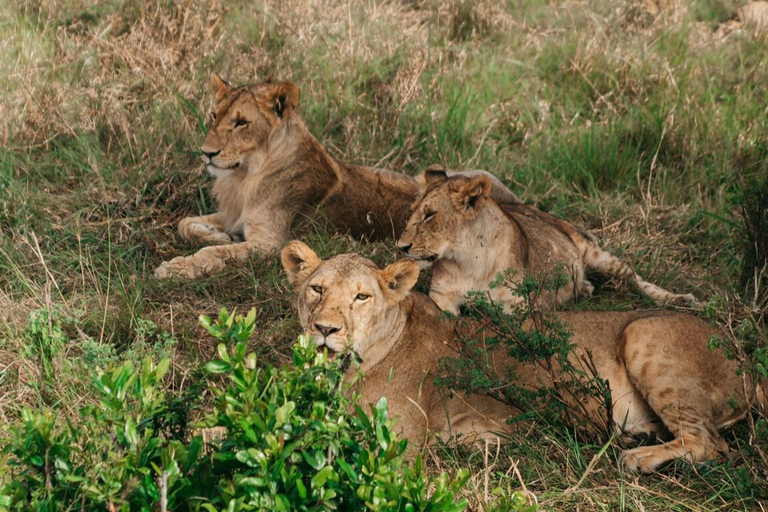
565,434,615,494
159,470,168,512
484,439,490,504
506,457,537,507
646,107,675,206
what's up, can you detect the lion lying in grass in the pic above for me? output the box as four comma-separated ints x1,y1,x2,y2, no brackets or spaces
280,240,765,473
397,169,696,313
154,75,518,279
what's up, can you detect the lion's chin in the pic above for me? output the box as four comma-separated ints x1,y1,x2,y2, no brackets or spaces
408,253,438,267
206,163,240,178
415,259,433,271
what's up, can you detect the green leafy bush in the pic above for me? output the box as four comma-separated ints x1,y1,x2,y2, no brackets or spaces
1,308,474,511
435,269,612,439
195,307,470,511
1,357,198,511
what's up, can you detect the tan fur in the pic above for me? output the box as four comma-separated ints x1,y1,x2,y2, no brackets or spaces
281,243,767,473
397,172,696,314
155,76,519,279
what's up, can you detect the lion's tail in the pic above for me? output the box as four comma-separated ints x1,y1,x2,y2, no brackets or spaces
581,240,698,306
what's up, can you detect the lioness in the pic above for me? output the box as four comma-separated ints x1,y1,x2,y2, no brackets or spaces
281,240,516,446
281,241,766,473
154,75,518,279
397,170,696,314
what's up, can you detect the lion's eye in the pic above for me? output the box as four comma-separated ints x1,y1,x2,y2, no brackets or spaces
355,293,371,301
234,118,248,127
311,285,323,295
423,210,436,221
211,111,217,121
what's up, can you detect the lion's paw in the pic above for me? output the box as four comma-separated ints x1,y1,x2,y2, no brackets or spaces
155,246,233,279
675,293,699,305
620,445,679,474
154,256,213,280
154,261,174,279
202,231,237,245
154,257,194,279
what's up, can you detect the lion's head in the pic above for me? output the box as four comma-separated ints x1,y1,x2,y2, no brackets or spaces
281,241,420,371
200,74,300,177
397,170,492,262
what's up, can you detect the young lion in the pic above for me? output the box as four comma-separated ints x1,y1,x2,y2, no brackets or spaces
154,75,518,279
397,170,696,313
281,240,766,473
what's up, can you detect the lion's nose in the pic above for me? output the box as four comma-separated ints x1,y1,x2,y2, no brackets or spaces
397,242,412,254
315,323,341,338
202,149,220,160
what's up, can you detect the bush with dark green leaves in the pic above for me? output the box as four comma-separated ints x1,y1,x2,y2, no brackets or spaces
0,308,479,511
435,268,612,439
196,308,470,511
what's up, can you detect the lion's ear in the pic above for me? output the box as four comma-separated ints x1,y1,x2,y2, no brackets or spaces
451,175,491,218
210,73,231,103
423,165,448,185
379,259,420,303
271,82,300,119
281,240,322,288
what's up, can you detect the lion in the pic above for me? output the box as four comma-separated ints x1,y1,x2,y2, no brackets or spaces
154,75,518,279
396,170,696,314
280,241,766,473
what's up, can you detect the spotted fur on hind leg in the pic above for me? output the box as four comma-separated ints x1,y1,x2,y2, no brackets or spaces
620,432,729,473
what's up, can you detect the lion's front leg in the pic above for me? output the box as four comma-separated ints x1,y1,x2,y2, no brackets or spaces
178,213,238,246
154,214,291,279
154,241,264,279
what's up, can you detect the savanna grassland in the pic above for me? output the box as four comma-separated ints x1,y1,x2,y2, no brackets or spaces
1,0,767,510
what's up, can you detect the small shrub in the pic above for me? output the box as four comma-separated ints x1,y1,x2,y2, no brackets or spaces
1,308,473,511
704,295,768,475
435,269,613,440
196,307,470,511
0,357,193,511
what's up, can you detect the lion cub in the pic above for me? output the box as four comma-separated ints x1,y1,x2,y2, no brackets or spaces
281,241,765,473
397,169,696,314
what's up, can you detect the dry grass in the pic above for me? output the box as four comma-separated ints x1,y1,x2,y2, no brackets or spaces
1,0,767,509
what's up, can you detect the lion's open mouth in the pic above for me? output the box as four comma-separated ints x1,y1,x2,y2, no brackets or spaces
410,252,437,262
317,344,337,360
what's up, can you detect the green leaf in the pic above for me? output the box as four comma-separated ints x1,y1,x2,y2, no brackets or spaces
155,358,171,380
217,343,231,363
274,401,296,426
337,458,357,480
205,360,231,374
295,478,307,499
275,494,290,512
124,419,139,446
311,465,335,489
302,451,325,470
